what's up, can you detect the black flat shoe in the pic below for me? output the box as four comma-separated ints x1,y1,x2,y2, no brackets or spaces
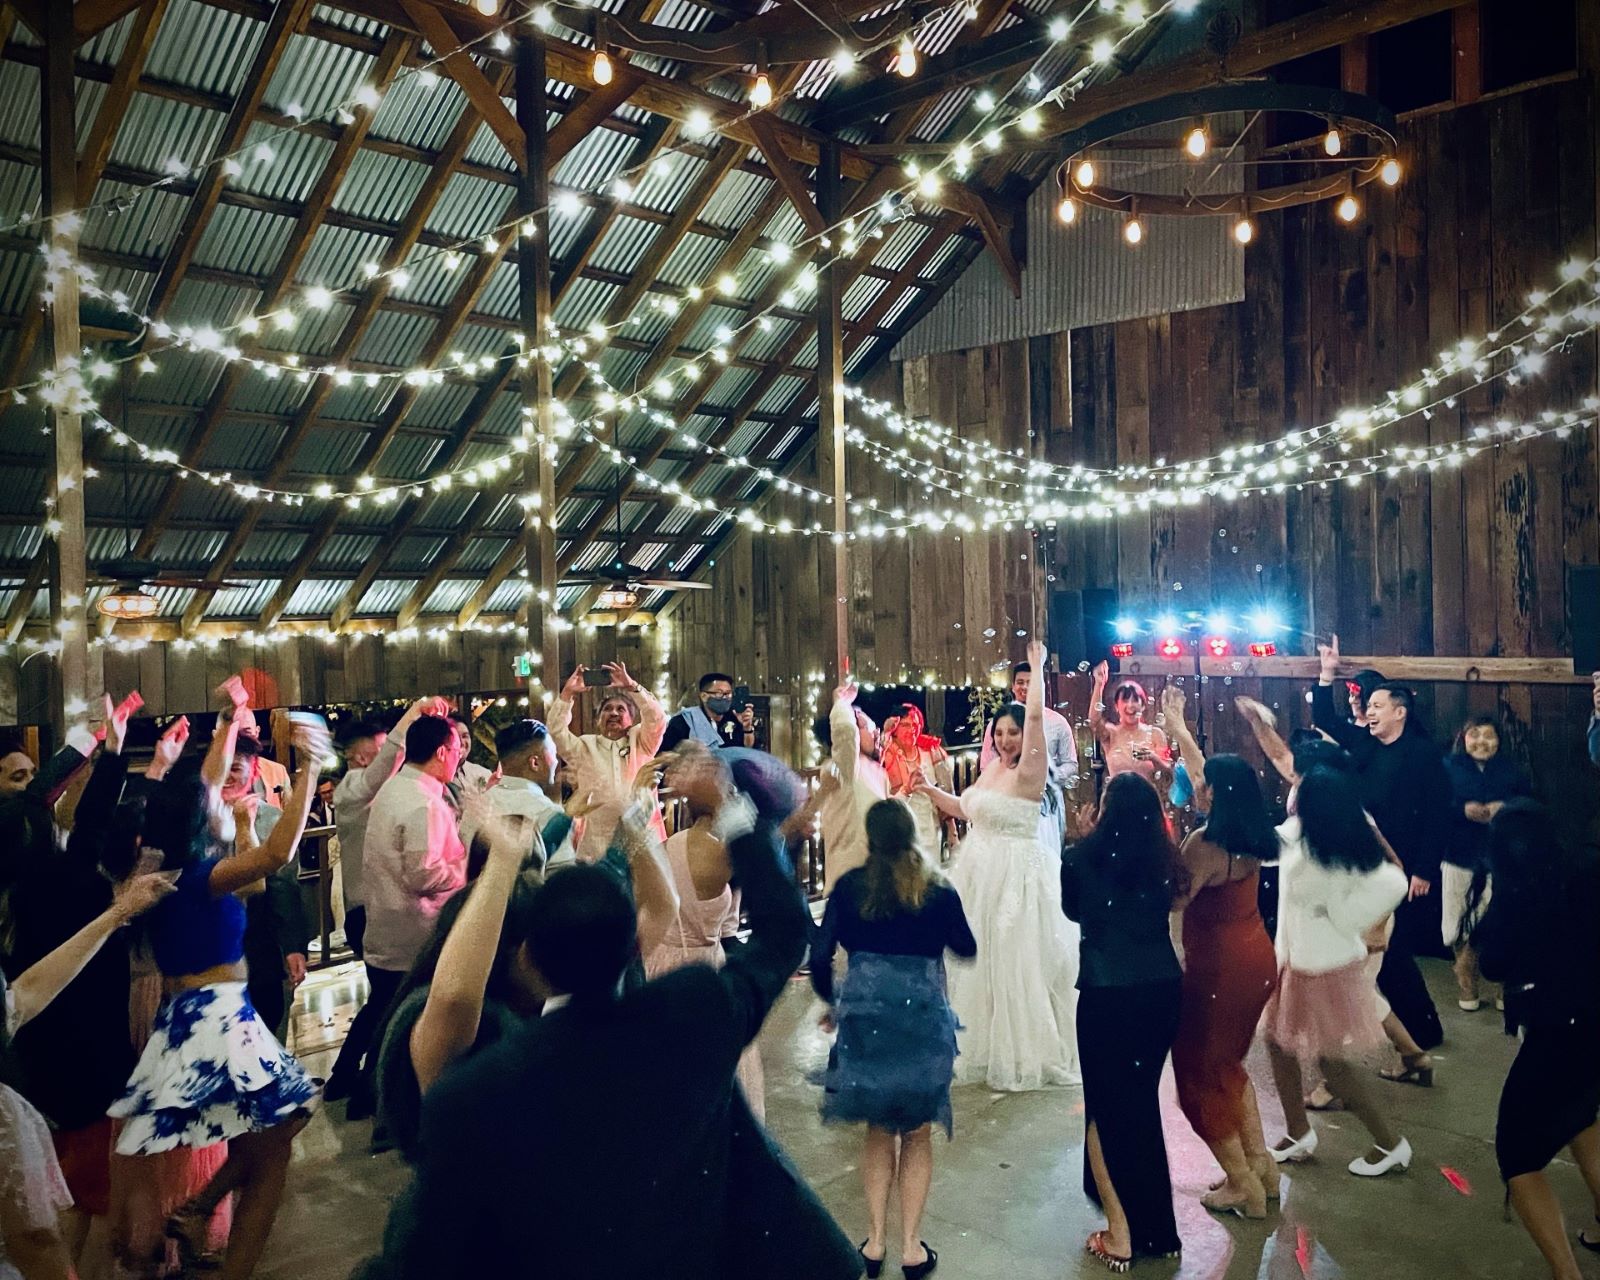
902,1243,938,1279
858,1242,884,1278
1579,1215,1600,1253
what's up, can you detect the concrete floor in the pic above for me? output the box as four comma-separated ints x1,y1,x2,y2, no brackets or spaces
262,960,1599,1280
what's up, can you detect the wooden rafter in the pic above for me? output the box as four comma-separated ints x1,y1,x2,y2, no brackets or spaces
2,0,171,638
73,0,152,40
321,97,673,631
748,115,828,235
397,0,526,163
162,32,415,634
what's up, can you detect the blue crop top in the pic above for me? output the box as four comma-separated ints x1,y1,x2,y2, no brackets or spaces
149,857,247,977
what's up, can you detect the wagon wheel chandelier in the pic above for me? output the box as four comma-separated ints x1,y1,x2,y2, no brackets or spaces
1052,82,1403,247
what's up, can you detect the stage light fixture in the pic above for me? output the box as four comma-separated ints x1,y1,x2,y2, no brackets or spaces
1154,613,1178,636
1205,635,1232,658
1248,641,1278,657
1157,636,1184,660
1244,608,1282,636
1205,610,1233,634
1113,616,1139,639
1109,642,1135,659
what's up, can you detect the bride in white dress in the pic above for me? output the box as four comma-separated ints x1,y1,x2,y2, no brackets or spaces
917,640,1081,1091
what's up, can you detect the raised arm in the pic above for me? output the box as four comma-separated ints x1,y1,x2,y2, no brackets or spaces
1160,687,1208,809
1087,661,1110,741
66,694,133,870
914,780,966,819
7,874,174,1028
410,801,527,1093
614,798,679,957
829,685,860,783
1235,696,1297,784
343,698,435,807
1014,640,1051,797
547,666,587,759
1310,634,1367,753
208,724,328,898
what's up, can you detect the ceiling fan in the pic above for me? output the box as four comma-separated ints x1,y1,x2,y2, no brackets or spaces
91,440,246,619
558,416,712,607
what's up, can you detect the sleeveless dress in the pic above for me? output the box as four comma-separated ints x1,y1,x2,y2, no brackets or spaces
1171,871,1277,1142
644,832,766,1119
945,788,1081,1090
1,976,73,1280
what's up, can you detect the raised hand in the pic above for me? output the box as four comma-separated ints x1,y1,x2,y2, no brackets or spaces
1160,685,1187,723
149,715,190,779
1317,633,1341,680
1233,695,1276,729
102,692,132,755
604,660,639,691
113,872,178,922
1091,660,1109,687
561,665,586,700
833,682,858,706
290,721,332,765
217,675,250,710
1026,639,1047,670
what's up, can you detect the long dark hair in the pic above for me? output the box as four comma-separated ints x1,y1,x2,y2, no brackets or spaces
861,799,938,919
1464,799,1563,956
1071,772,1187,901
1199,754,1278,865
143,761,214,870
1294,767,1386,873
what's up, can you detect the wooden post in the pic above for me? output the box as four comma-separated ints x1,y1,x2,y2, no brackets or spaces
516,14,561,702
42,0,90,740
1451,2,1482,105
816,139,848,686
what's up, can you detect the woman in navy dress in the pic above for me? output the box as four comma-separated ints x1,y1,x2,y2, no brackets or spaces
811,799,976,1280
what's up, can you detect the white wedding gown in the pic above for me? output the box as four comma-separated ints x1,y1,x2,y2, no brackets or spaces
945,787,1081,1091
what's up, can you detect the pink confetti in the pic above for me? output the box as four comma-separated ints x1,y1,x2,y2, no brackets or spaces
1440,1166,1473,1196
1295,1226,1312,1276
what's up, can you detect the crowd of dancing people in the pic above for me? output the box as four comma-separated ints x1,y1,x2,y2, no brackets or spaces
2,643,1599,1280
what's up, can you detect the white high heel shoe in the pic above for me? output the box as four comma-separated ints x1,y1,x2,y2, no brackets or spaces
1271,1127,1318,1163
1348,1137,1412,1177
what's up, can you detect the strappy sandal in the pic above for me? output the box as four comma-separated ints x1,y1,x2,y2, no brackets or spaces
1378,1053,1434,1087
858,1241,885,1279
165,1206,224,1271
1086,1230,1132,1274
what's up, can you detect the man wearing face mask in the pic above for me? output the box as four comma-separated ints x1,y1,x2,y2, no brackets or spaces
661,672,741,751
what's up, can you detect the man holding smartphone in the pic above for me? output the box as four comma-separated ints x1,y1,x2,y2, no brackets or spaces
549,661,668,859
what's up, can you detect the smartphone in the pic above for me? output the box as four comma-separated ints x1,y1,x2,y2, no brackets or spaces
731,684,751,713
582,667,613,687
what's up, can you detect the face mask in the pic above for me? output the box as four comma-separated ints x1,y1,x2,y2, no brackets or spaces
706,697,733,715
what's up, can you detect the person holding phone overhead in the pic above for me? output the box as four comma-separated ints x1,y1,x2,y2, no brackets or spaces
549,661,668,860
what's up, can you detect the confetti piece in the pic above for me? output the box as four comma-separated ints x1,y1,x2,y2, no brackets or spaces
1440,1166,1474,1196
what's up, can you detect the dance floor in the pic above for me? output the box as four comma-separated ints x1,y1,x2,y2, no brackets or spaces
265,960,1588,1279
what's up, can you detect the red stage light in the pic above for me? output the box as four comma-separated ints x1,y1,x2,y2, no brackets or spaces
1157,637,1184,660
1109,642,1135,659
1248,641,1278,657
1205,636,1232,658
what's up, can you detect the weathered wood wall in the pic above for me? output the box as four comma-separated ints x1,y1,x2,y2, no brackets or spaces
4,80,1597,833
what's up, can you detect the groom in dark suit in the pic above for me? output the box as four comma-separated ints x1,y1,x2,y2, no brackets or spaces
363,747,861,1280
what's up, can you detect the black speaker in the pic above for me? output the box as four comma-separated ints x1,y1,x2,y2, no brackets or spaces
1052,587,1121,671
1571,565,1600,674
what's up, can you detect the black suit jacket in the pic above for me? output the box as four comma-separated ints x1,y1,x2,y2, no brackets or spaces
363,802,858,1280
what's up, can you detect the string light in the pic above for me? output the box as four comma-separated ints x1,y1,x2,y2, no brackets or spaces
1123,214,1144,245
1324,128,1342,156
1074,158,1096,189
750,71,773,108
593,49,614,85
1184,121,1208,159
1336,193,1360,223
1057,195,1078,225
895,35,918,78
1233,217,1254,245
1380,158,1402,187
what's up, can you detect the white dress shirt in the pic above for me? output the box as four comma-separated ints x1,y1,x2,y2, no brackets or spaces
332,736,405,908
490,776,576,867
820,700,889,895
363,765,468,972
548,690,667,859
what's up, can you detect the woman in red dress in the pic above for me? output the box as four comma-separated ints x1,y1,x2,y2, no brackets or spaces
1171,754,1281,1219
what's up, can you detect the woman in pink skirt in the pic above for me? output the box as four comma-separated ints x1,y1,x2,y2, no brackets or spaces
1263,767,1413,1179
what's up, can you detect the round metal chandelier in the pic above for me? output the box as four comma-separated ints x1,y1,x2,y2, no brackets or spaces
1052,83,1403,246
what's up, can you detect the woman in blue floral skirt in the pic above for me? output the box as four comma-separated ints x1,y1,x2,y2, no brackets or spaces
109,680,329,1280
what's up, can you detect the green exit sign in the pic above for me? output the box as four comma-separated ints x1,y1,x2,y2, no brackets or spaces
514,653,534,678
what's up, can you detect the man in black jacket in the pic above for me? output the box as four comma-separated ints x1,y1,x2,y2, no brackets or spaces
1318,639,1449,1050
364,747,860,1280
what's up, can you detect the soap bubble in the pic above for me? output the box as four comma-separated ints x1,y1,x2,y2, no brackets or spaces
1077,661,1090,672
982,628,996,638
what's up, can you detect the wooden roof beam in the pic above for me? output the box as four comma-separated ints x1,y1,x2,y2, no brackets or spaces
397,0,525,164
73,0,151,40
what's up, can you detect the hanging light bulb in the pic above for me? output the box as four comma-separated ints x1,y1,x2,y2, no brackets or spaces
1233,216,1254,245
1380,157,1402,186
1336,193,1360,223
1074,158,1096,189
1323,127,1342,156
472,0,499,13
895,35,918,77
750,70,772,108
1184,120,1208,159
1057,195,1077,225
593,49,614,85
1124,214,1144,245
